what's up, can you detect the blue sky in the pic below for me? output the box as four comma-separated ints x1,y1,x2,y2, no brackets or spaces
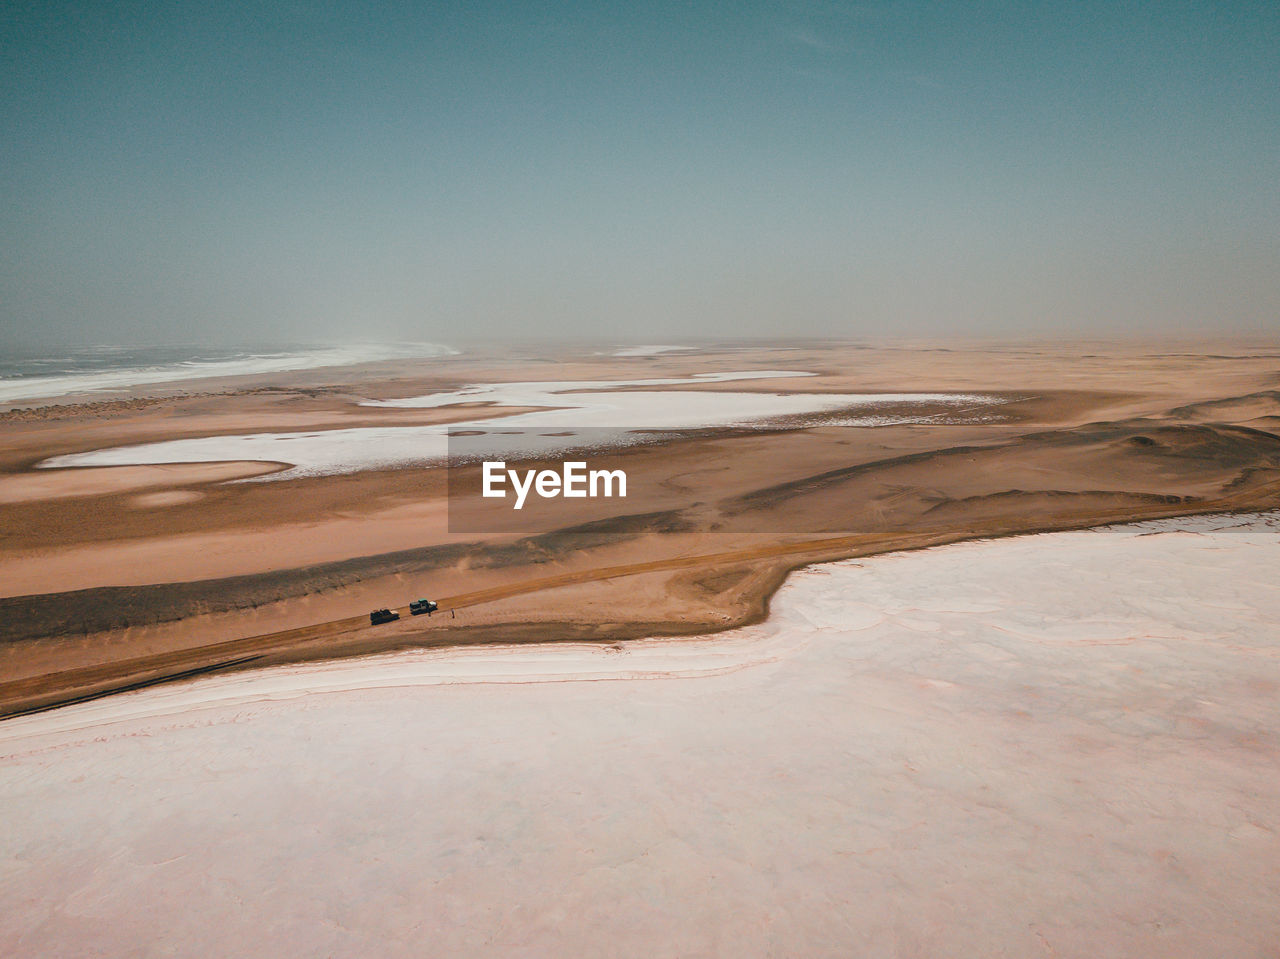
2,1,1277,346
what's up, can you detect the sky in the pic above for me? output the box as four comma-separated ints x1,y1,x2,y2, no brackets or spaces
2,0,1277,348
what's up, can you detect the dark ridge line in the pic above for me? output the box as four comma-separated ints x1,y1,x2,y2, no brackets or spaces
721,421,1280,513
1164,388,1280,418
720,443,991,512
922,489,1193,513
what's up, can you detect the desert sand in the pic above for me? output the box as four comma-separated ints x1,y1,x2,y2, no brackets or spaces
1,339,1279,715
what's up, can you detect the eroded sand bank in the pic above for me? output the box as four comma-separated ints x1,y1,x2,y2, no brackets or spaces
2,512,1277,957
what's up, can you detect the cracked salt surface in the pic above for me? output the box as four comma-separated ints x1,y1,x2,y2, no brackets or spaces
2,512,1278,956
38,370,1003,479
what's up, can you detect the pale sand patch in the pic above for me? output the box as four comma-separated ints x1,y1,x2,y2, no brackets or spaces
0,497,456,596
128,490,205,508
0,462,276,503
608,344,697,357
1,513,1276,956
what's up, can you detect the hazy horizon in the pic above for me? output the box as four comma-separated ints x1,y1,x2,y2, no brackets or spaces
3,1,1277,349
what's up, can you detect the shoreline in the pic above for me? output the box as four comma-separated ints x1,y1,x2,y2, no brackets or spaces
0,342,461,406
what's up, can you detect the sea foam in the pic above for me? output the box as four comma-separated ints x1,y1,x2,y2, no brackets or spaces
0,342,457,404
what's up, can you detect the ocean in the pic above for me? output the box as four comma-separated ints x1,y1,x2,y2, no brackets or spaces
0,342,457,404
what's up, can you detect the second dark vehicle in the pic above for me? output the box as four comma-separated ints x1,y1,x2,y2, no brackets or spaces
410,599,439,616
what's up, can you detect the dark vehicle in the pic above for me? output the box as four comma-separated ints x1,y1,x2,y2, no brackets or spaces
370,608,400,625
410,599,439,616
